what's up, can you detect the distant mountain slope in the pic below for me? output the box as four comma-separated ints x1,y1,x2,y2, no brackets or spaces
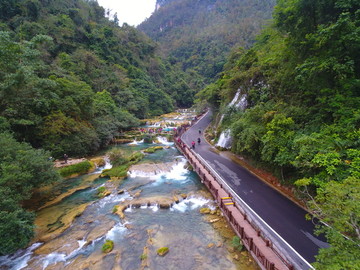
139,0,276,88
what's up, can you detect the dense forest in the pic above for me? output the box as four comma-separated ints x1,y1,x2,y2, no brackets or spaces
139,0,276,91
197,0,360,268
0,0,193,255
1,0,359,268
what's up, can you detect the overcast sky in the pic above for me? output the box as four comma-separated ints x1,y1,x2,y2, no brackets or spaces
97,0,157,26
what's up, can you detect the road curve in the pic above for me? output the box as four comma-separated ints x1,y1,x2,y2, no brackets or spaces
181,110,328,268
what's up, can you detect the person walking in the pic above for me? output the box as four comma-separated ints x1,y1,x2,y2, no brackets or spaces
197,137,201,144
191,141,196,149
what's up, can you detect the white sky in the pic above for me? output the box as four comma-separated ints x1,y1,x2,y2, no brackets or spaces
97,0,157,26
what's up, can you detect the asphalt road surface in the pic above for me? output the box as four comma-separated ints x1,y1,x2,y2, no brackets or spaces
181,110,328,269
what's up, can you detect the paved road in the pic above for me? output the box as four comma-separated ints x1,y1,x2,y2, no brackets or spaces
182,111,328,269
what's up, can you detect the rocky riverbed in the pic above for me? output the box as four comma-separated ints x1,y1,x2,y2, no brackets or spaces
0,111,259,270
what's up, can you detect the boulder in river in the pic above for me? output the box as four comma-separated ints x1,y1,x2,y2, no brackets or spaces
157,247,169,256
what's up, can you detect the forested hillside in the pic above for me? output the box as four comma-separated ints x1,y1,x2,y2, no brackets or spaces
0,0,192,255
198,0,360,268
0,0,194,158
139,0,276,91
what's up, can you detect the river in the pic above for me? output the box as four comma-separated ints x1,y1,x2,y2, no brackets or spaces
0,112,259,270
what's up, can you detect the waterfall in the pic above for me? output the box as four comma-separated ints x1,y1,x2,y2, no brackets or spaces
156,136,173,145
236,94,248,111
216,129,232,149
228,88,248,111
129,139,144,145
229,89,242,107
103,157,112,170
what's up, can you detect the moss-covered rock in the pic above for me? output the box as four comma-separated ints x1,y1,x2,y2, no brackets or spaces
97,186,110,198
90,157,106,167
102,240,114,253
199,208,211,214
112,205,118,214
157,247,169,256
143,146,164,153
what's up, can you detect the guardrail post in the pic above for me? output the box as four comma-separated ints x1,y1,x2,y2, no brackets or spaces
249,238,253,251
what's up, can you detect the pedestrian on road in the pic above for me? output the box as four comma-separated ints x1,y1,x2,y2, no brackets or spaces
191,141,196,149
198,129,201,134
63,154,68,164
197,137,201,144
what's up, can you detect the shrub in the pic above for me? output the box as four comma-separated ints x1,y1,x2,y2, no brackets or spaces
101,164,129,178
143,135,153,143
231,236,243,251
108,149,127,166
101,151,144,178
58,161,94,177
140,253,147,260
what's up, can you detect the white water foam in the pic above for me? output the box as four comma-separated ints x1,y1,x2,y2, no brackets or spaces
171,196,215,213
77,239,86,250
149,204,159,212
0,242,43,270
127,157,189,183
42,253,66,270
106,223,127,240
156,136,173,145
90,157,113,175
129,139,144,145
146,122,161,128
103,157,112,170
97,192,131,209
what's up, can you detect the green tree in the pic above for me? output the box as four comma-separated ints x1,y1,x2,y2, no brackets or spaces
312,177,360,269
0,133,60,254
